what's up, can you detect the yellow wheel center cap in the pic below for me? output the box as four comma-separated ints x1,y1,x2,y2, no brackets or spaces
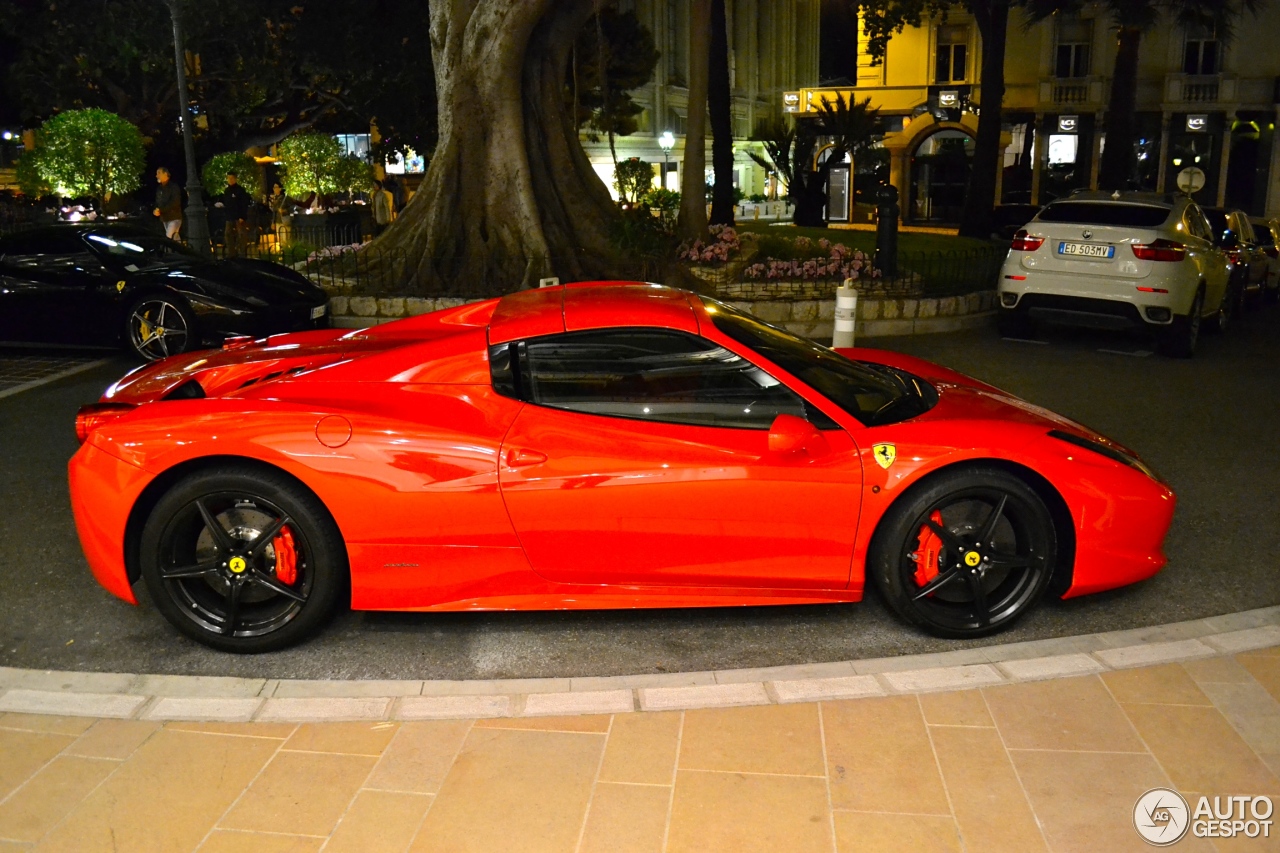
964,551,982,568
228,556,247,574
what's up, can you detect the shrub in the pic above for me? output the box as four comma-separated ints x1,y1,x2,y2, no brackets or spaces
27,108,145,202
277,132,346,198
202,151,261,197
614,157,655,205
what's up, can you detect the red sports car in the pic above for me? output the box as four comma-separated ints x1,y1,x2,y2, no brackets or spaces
69,283,1176,652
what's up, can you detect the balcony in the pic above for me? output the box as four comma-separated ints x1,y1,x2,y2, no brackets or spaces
1164,73,1237,106
1037,77,1106,109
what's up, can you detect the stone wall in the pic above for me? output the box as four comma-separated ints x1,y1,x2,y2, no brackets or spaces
325,290,998,341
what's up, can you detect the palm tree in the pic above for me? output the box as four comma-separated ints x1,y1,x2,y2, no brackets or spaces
1026,0,1265,189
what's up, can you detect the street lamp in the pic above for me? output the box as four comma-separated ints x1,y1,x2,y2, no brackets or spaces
163,0,210,254
659,131,675,191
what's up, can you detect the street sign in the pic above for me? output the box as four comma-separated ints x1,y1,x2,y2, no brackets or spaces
783,87,858,115
1177,166,1206,194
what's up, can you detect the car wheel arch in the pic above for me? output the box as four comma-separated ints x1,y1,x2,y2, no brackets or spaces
122,454,350,589
866,457,1077,600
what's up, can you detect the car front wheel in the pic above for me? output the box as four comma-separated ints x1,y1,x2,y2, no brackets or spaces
125,296,197,361
870,468,1057,639
139,466,345,652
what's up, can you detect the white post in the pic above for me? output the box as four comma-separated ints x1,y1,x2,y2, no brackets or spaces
833,281,858,348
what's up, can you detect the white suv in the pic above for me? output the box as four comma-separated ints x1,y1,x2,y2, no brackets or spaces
997,191,1232,357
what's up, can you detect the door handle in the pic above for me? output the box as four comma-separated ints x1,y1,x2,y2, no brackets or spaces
506,448,548,468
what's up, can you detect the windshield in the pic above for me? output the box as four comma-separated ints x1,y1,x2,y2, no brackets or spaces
84,231,202,268
702,297,937,426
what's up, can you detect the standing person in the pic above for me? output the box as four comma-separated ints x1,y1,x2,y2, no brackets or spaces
153,167,182,240
220,170,250,257
371,179,395,236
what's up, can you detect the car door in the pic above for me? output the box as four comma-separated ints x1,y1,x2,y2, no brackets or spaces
0,230,115,344
495,328,863,590
1185,205,1228,313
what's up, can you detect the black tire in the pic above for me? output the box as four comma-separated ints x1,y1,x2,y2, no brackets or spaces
124,295,198,361
1208,279,1240,335
996,309,1034,339
139,466,346,652
1158,289,1203,358
869,468,1057,639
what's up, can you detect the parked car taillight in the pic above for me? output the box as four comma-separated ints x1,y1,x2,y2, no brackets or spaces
75,403,137,444
1131,240,1187,262
1010,230,1045,251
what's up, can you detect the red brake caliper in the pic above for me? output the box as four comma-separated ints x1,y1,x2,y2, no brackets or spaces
912,511,946,590
273,525,298,585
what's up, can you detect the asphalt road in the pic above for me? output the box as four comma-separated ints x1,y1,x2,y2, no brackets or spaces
1,305,1278,681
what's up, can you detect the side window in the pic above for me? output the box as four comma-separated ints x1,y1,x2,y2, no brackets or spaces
491,329,816,430
1183,208,1208,241
1189,207,1213,242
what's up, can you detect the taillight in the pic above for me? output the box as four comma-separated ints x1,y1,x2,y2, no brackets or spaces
1131,239,1187,262
1010,230,1045,251
75,403,136,444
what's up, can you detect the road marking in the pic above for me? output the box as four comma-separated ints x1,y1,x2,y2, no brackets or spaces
1097,348,1153,358
1001,337,1047,344
0,358,112,400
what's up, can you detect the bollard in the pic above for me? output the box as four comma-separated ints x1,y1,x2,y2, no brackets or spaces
833,281,857,349
874,184,899,278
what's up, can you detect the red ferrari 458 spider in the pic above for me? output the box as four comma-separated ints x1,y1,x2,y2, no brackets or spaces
69,282,1176,652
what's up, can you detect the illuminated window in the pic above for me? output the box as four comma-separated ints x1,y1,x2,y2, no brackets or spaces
1055,19,1091,78
935,25,968,84
1047,134,1079,165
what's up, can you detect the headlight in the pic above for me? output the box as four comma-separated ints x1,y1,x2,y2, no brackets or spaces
1048,429,1161,481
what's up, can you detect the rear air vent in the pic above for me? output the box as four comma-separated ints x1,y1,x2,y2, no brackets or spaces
162,380,205,400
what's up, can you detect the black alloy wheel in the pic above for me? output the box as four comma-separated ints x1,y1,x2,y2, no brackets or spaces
126,296,196,361
139,467,345,652
871,468,1057,638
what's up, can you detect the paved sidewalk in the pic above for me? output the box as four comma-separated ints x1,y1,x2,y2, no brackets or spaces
2,647,1279,851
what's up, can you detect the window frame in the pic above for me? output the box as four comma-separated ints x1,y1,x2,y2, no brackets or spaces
489,326,837,431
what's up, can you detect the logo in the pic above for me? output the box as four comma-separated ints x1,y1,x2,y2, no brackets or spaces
228,556,247,574
1134,788,1190,846
964,551,982,567
116,280,126,292
1082,229,1093,239
872,443,896,469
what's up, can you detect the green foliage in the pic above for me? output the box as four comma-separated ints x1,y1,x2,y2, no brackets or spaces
277,132,345,198
0,1,437,153
29,108,145,201
572,8,659,141
15,149,51,198
614,157,655,204
332,155,374,196
202,152,261,198
641,188,681,233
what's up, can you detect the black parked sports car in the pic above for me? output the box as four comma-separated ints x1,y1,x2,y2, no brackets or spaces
0,223,330,360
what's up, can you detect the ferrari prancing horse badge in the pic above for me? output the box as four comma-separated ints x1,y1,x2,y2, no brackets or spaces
872,443,896,469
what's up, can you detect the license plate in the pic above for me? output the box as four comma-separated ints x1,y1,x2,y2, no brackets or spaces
310,305,327,319
1058,241,1114,258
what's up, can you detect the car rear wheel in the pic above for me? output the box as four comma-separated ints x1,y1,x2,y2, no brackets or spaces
125,296,197,361
139,467,345,653
870,468,1057,639
1158,290,1203,358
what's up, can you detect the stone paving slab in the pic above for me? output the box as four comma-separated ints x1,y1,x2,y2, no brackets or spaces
0,607,1276,722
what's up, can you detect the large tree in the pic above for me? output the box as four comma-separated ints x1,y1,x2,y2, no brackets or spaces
1026,0,1264,190
373,2,633,293
858,0,1018,238
707,0,736,226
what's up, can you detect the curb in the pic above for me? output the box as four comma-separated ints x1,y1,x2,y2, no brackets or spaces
2,607,1277,723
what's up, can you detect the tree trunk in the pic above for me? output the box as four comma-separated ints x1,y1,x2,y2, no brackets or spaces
707,0,735,226
957,0,1008,239
372,0,620,295
679,0,711,240
1097,26,1142,190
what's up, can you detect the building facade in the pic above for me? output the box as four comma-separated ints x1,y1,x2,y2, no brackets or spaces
580,0,821,201
843,5,1280,223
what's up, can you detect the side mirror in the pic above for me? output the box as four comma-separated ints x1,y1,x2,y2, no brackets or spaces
1220,230,1240,250
768,413,825,455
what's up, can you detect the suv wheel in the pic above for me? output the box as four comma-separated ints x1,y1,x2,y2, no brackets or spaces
1158,290,1203,358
